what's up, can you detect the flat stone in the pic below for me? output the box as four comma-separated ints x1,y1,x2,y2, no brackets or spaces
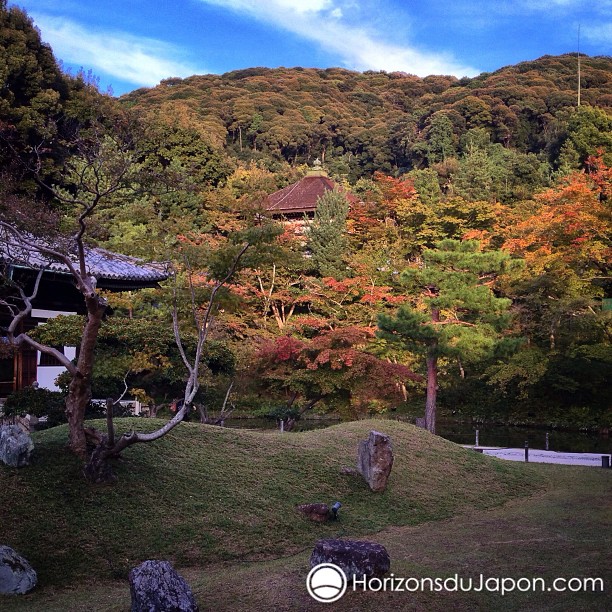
296,503,330,522
0,545,37,594
310,539,390,578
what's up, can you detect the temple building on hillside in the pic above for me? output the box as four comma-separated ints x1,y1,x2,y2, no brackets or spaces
265,159,358,222
0,237,168,397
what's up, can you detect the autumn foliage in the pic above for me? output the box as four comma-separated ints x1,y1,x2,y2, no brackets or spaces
254,327,419,416
1,9,610,433
503,154,612,275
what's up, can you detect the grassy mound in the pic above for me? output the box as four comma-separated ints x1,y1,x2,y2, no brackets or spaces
0,419,541,587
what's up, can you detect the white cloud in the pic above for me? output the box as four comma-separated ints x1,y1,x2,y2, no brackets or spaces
271,0,335,13
508,0,586,10
582,23,612,47
310,21,477,76
197,0,479,77
30,13,205,88
521,0,579,6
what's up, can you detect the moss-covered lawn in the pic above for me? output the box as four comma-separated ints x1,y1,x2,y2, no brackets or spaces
2,419,608,610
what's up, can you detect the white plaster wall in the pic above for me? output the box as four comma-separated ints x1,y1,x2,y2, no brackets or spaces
36,365,65,391
33,309,76,392
36,346,76,391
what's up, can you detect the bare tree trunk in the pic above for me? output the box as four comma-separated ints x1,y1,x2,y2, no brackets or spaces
66,376,92,457
83,245,251,482
271,302,286,331
424,307,440,435
284,394,324,431
83,434,117,483
0,229,108,458
197,404,209,424
256,264,275,321
66,296,106,457
458,358,465,379
549,321,557,350
197,382,235,425
425,349,437,435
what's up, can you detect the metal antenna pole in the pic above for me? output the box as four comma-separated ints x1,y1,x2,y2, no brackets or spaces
577,24,581,107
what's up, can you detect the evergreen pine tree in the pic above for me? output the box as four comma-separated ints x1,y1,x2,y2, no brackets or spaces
306,188,350,279
378,239,517,434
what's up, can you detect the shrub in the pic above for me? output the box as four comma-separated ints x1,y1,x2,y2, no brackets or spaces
4,387,66,425
255,404,301,424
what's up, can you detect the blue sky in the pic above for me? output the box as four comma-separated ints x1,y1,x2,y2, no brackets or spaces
11,0,612,96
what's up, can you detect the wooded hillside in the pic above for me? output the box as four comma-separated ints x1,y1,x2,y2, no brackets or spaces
121,56,612,180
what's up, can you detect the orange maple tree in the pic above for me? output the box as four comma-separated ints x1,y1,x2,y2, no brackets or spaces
503,155,611,277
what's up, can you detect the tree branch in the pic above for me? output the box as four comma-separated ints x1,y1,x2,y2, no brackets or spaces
1,267,77,373
115,242,253,454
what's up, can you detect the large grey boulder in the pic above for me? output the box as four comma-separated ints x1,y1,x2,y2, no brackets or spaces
356,430,393,492
0,545,37,594
310,539,390,578
0,425,34,468
129,560,198,612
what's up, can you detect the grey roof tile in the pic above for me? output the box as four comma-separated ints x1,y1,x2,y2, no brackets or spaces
0,233,169,283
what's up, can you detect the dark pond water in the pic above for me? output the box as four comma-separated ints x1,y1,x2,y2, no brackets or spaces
433,419,611,454
226,416,612,454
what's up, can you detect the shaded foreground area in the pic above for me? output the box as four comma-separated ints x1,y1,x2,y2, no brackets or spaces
1,420,609,610
187,466,612,612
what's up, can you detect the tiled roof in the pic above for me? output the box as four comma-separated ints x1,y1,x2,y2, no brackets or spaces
78,247,168,283
0,233,169,285
266,172,357,215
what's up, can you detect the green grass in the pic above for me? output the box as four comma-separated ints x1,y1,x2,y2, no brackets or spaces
2,419,609,611
1,419,537,583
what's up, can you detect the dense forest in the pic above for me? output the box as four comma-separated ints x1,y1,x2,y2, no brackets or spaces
122,55,612,181
1,1,611,432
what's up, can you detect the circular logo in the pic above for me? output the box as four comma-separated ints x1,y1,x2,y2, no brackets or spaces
306,563,348,603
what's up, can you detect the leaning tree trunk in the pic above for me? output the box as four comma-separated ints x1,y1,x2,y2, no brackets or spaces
66,374,93,458
66,295,106,458
83,435,117,483
424,306,440,435
82,241,251,483
425,348,437,434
